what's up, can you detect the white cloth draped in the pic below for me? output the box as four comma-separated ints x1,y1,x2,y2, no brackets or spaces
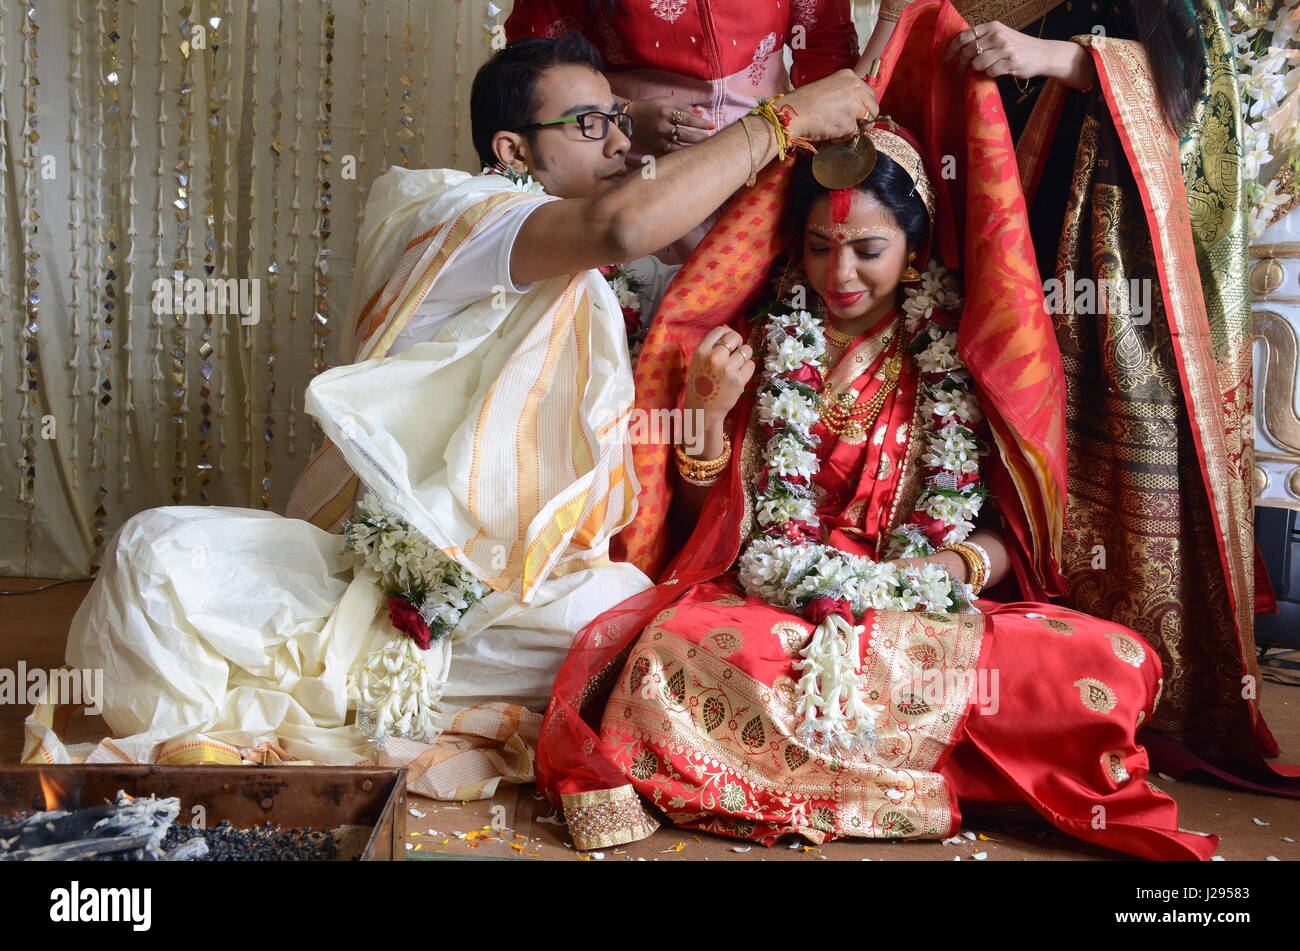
29,169,653,766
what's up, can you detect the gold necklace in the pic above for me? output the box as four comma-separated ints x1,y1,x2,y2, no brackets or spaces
819,345,904,443
825,323,856,349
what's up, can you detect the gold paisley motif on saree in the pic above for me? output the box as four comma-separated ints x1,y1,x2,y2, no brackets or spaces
600,609,984,843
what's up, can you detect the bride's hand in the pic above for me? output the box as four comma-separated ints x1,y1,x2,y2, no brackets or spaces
683,326,756,430
943,20,1095,89
887,551,966,579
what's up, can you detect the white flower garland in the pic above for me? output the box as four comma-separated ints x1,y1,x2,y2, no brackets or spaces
343,493,489,742
888,262,989,558
1228,6,1300,238
736,260,986,755
484,162,547,194
355,636,442,744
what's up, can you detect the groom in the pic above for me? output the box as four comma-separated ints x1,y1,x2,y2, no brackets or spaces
287,32,874,546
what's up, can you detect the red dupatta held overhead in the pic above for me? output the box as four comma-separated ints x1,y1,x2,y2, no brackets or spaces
612,0,1066,596
539,0,1070,818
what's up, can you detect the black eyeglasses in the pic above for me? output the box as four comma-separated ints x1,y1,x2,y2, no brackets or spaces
513,108,634,141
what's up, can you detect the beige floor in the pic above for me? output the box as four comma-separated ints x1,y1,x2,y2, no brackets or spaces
3,576,1297,861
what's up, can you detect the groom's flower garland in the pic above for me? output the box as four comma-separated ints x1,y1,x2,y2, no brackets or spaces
736,260,988,755
343,493,489,741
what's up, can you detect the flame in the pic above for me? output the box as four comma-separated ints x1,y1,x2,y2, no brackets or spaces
38,771,73,811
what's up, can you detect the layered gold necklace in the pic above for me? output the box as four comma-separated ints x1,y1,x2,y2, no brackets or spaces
818,319,904,444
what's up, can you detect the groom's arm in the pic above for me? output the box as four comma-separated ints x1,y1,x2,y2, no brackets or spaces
509,69,875,286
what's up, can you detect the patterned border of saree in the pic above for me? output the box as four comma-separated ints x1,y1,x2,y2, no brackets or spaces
1077,34,1254,669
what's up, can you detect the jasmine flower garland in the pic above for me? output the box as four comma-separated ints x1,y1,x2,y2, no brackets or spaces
735,259,987,756
343,493,490,741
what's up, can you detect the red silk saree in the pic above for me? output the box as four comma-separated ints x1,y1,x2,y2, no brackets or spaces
536,2,1217,859
1007,0,1299,793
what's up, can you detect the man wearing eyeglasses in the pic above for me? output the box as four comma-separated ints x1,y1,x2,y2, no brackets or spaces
486,34,874,288
291,32,876,532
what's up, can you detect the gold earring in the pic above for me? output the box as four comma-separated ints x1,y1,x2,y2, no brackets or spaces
901,251,921,283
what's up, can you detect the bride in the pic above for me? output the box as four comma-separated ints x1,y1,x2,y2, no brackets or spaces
534,118,1219,859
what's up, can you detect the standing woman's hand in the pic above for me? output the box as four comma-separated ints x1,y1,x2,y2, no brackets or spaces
626,97,715,155
943,20,1096,91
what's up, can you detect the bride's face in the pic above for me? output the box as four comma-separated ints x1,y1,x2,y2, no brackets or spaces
801,189,909,323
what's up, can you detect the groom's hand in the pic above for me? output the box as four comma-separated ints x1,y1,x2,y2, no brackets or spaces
780,69,879,143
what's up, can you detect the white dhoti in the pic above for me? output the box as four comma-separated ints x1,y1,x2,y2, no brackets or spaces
58,505,648,766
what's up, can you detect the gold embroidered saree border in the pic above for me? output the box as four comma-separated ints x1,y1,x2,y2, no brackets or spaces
882,0,1066,29
1078,33,1253,661
561,784,661,850
955,0,1065,30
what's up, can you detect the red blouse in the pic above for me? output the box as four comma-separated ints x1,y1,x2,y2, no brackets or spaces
504,0,859,88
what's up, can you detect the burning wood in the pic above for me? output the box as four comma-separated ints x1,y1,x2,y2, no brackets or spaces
0,790,207,861
0,764,406,860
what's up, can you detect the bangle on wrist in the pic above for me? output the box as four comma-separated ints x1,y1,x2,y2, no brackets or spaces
675,433,732,483
738,114,761,187
936,541,991,596
749,96,814,160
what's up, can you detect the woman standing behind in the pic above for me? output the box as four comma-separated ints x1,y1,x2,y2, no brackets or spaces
506,0,861,262
864,0,1297,797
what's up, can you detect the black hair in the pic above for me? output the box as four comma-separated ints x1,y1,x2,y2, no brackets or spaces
470,34,606,168
586,0,619,17
1129,0,1206,131
785,151,931,250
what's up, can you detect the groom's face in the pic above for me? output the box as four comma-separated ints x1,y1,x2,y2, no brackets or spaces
519,65,631,199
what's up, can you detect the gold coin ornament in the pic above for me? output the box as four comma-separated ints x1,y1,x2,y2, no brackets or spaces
812,133,878,190
811,116,895,190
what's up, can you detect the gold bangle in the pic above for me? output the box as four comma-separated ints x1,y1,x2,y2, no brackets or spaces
675,434,732,481
938,542,987,595
681,433,733,475
738,115,760,188
678,470,721,487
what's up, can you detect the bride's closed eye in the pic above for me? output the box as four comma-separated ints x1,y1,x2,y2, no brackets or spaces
806,244,883,260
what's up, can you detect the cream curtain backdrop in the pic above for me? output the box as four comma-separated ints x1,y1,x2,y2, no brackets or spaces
0,0,882,578
0,0,517,577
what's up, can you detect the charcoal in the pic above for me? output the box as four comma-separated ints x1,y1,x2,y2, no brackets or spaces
1,790,345,861
160,819,344,861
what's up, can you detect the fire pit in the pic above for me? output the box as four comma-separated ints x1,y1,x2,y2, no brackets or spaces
0,765,407,861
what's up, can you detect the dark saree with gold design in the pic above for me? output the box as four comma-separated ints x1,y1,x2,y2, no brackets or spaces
1002,0,1299,791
